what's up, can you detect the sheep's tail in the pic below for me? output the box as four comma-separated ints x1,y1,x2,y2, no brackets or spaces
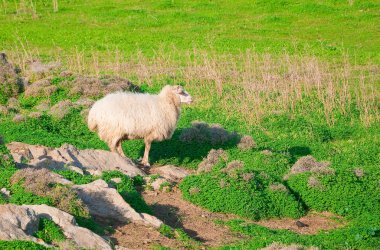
87,112,98,132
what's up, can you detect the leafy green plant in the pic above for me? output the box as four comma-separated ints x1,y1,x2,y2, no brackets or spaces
34,218,65,244
0,240,48,250
102,171,152,214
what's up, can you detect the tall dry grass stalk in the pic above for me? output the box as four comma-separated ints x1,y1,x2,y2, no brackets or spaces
16,0,38,18
6,47,380,126
52,0,58,12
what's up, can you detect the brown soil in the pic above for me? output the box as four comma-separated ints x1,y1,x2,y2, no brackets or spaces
142,188,245,247
106,187,244,249
110,223,183,250
256,211,345,234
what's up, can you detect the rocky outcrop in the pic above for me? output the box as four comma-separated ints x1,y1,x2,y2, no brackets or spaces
25,204,112,250
7,142,145,177
73,180,162,228
0,204,112,249
0,204,40,243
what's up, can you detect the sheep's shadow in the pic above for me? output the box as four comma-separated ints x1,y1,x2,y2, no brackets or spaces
288,146,312,164
138,128,241,166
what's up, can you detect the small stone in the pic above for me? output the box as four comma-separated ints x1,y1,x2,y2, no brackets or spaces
1,188,11,198
110,177,122,184
189,187,200,195
295,220,308,228
261,150,273,155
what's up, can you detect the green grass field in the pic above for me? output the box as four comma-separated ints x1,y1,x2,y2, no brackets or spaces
1,0,380,63
0,0,379,249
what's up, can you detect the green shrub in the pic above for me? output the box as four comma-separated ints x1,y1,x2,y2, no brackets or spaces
180,171,304,220
34,218,65,244
287,169,380,221
0,240,48,250
221,220,380,249
102,171,152,214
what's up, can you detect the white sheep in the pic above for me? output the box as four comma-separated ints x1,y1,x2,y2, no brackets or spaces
88,85,193,166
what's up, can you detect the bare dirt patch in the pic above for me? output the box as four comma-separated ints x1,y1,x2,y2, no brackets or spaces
142,188,245,247
110,223,182,250
256,211,345,234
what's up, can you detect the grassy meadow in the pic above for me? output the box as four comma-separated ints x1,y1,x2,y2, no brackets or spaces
0,0,380,249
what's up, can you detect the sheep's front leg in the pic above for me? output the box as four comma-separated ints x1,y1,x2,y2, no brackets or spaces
141,139,152,167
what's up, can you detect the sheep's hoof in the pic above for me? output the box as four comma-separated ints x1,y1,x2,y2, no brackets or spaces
140,161,151,167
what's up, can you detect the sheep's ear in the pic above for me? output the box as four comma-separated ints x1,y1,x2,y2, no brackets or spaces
174,85,183,93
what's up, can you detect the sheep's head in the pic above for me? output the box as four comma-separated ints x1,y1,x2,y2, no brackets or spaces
174,85,193,104
161,85,193,105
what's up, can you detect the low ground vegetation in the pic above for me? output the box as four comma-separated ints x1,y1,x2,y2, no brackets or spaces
0,61,378,248
0,0,379,248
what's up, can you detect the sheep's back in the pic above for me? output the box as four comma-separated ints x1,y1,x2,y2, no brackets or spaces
89,92,177,140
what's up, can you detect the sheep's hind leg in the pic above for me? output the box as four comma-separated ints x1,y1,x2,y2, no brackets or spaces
116,139,127,158
108,138,119,154
141,139,152,167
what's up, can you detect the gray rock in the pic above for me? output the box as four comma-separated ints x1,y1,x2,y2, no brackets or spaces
0,204,41,244
145,176,168,191
153,165,189,182
73,180,162,228
24,204,112,250
110,177,122,184
0,188,10,198
7,142,145,177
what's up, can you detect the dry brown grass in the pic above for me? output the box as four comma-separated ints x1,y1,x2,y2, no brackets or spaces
197,149,228,173
11,168,89,216
221,160,244,178
284,155,334,180
269,183,288,192
6,47,380,126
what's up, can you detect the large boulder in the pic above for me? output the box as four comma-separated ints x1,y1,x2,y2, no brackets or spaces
0,204,112,249
0,204,40,243
7,142,145,177
73,180,162,228
24,204,112,250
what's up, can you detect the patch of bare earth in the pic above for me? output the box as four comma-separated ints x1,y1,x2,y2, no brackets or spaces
142,188,245,247
256,211,345,234
110,223,182,250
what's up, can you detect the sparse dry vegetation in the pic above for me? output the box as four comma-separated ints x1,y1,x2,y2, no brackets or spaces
10,168,89,216
1,0,380,249
5,49,379,126
284,156,334,180
197,149,228,173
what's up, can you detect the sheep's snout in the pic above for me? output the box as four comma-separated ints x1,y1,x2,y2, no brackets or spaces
179,90,193,104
